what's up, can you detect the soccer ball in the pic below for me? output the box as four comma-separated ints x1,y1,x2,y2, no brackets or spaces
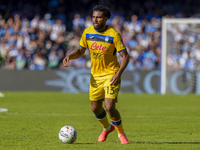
59,125,77,144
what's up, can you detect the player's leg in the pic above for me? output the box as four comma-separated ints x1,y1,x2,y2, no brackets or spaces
91,99,115,142
104,76,129,144
104,98,129,144
91,100,110,129
90,77,114,142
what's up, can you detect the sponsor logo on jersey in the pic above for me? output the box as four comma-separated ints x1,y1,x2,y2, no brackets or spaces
93,52,102,59
90,42,107,51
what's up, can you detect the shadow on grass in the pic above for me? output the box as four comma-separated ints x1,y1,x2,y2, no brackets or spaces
131,141,200,144
74,143,96,144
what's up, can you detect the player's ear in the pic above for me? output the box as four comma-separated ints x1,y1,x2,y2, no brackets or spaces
104,17,108,21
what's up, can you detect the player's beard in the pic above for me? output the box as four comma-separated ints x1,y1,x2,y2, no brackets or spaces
93,22,104,30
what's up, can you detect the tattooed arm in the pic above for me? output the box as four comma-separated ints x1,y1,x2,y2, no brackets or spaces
63,47,86,67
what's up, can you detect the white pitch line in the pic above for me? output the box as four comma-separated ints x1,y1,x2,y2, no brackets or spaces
6,112,94,116
0,108,8,112
135,115,200,119
4,112,200,119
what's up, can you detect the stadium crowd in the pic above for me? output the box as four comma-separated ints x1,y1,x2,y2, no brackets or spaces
166,23,200,71
0,0,200,71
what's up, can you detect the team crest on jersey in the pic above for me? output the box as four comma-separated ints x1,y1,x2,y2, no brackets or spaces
105,37,109,42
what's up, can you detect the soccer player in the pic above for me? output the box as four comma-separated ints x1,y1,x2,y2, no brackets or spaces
63,5,129,144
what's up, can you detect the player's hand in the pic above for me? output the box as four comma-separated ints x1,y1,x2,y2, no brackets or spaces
63,56,70,67
110,74,120,85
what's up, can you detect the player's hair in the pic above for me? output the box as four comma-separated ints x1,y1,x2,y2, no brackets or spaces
93,5,111,19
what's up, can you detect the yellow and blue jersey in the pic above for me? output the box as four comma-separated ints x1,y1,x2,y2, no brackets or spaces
79,25,127,77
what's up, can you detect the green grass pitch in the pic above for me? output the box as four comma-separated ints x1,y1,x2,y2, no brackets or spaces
0,92,200,150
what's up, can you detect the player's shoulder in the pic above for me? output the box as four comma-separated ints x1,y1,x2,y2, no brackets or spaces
84,25,95,32
107,26,117,32
107,26,120,36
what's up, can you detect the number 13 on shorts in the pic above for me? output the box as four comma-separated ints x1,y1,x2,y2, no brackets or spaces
104,79,121,100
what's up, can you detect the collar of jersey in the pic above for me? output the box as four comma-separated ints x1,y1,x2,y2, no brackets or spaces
94,25,109,33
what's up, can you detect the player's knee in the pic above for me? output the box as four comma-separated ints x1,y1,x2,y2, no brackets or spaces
91,106,97,113
91,105,101,115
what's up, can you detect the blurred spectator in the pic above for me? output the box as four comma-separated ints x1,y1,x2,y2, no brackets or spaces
30,15,40,29
85,15,93,28
50,19,66,41
71,56,87,69
124,15,141,34
72,13,85,32
48,48,60,69
15,47,26,70
127,33,139,51
30,51,47,70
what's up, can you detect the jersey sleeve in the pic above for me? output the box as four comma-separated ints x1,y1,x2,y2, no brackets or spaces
113,33,127,53
79,30,87,49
